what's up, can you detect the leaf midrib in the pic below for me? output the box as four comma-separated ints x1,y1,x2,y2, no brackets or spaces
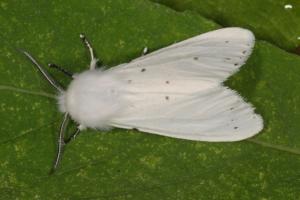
2,86,299,156
0,85,56,99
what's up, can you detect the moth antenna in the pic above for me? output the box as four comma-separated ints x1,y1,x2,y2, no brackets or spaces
20,50,64,93
50,113,70,174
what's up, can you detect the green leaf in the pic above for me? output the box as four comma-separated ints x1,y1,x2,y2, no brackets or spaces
0,0,300,199
152,0,300,52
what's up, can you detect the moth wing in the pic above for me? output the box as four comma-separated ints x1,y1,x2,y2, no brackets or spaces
108,27,262,141
110,27,255,84
110,86,263,141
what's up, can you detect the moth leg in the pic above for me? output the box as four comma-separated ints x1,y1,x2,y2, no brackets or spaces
141,47,148,56
79,33,98,70
64,124,85,144
48,63,73,78
50,113,70,174
64,127,80,144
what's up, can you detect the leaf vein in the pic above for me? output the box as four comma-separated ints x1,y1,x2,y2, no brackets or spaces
0,85,56,99
247,138,300,155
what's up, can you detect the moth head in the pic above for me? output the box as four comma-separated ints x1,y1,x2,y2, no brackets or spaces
19,33,116,174
58,70,123,129
21,50,122,130
20,50,77,124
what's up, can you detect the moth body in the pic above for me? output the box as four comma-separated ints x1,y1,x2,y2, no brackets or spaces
26,27,264,143
22,27,264,172
58,69,126,129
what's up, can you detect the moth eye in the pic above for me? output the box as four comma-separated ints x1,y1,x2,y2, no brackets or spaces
234,126,238,130
225,41,229,43
234,63,239,66
165,96,169,100
242,50,247,54
165,81,170,84
193,57,199,60
141,68,146,72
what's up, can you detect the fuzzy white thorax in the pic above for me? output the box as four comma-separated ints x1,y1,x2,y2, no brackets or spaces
58,69,126,129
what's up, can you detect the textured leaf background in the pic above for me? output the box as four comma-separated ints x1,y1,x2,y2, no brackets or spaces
0,0,300,199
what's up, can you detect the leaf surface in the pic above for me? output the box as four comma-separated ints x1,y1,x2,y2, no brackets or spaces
0,0,299,199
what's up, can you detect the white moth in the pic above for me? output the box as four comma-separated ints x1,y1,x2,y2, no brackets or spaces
22,27,263,172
